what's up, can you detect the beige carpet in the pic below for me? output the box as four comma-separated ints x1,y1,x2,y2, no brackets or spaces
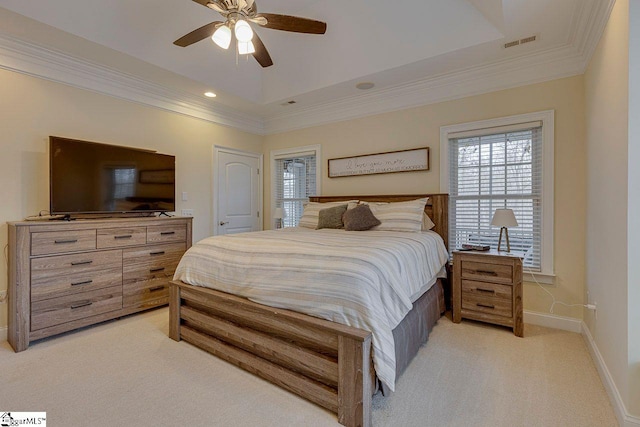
0,308,617,427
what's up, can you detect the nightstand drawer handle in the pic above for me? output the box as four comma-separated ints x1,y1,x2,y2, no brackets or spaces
477,288,496,294
149,251,165,256
70,301,93,309
71,279,93,287
150,267,165,273
475,270,498,276
149,285,165,292
477,303,495,309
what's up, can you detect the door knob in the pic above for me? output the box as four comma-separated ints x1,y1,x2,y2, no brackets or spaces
219,221,229,226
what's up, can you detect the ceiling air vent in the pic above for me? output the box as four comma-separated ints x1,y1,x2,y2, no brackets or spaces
520,35,537,44
504,35,537,49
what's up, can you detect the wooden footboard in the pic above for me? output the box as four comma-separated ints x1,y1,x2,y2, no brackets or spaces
170,280,373,427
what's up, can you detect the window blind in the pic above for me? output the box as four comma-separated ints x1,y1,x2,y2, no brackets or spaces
275,155,317,227
449,125,543,270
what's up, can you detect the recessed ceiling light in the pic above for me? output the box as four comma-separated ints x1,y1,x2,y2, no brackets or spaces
356,82,375,90
204,92,217,98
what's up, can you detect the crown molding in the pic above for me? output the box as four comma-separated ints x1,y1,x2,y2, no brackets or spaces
0,0,614,136
263,45,584,134
263,0,614,135
0,34,266,134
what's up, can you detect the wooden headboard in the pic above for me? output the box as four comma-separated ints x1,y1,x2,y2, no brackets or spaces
308,194,449,250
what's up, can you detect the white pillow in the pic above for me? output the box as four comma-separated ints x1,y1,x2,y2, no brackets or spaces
368,198,428,233
299,200,358,229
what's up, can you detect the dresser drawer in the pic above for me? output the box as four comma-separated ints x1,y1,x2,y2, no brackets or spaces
147,224,187,244
31,229,96,256
31,250,123,302
97,227,146,248
461,260,513,284
30,285,123,331
122,242,185,308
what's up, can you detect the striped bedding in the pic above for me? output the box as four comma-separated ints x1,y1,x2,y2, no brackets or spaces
173,227,449,391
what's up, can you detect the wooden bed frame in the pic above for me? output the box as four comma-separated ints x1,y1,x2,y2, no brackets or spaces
169,194,448,427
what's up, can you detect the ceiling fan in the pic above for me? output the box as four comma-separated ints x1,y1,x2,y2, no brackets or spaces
174,0,327,68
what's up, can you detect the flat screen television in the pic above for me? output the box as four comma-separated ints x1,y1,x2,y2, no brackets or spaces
50,136,176,215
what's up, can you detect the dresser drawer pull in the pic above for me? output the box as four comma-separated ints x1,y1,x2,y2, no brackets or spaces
70,301,93,309
149,285,165,292
476,303,495,309
160,231,176,236
150,267,165,273
55,239,78,244
150,251,166,256
475,270,498,276
71,260,93,266
476,288,496,294
71,280,93,287
114,234,133,239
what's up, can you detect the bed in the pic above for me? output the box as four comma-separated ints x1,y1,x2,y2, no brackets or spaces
169,194,449,427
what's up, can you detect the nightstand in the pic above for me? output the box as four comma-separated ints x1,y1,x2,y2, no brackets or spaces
452,250,523,337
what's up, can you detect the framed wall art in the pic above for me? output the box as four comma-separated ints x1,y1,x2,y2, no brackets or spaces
328,147,429,178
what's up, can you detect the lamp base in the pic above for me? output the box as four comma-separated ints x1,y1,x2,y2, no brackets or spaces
497,227,511,252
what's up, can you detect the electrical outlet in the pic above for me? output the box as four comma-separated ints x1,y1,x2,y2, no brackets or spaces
0,290,7,303
181,209,194,217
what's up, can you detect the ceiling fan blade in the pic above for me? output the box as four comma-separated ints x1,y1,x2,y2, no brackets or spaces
251,32,273,68
248,16,267,25
258,13,327,34
174,21,223,47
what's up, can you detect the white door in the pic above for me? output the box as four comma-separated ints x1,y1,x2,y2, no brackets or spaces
214,147,262,235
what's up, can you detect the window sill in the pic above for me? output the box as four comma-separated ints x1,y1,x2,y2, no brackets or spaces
524,271,555,285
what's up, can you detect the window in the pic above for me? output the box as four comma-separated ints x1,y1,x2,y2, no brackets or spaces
440,111,554,278
271,145,322,227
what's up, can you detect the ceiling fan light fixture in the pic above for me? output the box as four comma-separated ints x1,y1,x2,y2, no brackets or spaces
234,19,254,42
238,40,256,55
212,25,232,49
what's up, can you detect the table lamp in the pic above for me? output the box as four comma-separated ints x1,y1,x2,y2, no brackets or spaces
274,207,285,229
491,208,518,252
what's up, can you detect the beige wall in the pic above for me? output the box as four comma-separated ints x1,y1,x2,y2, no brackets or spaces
264,75,587,318
0,68,263,331
584,0,632,418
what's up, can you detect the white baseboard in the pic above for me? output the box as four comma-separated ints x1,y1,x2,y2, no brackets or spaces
581,322,640,427
524,310,582,332
0,326,7,343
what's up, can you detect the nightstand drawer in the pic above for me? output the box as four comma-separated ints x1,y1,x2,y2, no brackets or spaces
461,280,512,300
461,260,513,284
461,293,512,318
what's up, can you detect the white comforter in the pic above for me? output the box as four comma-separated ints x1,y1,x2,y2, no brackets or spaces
173,227,449,391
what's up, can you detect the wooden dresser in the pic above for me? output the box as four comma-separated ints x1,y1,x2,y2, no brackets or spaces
452,250,523,337
8,216,192,352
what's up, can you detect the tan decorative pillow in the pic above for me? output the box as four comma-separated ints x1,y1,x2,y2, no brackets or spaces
316,204,348,229
343,204,381,231
422,212,436,231
299,200,358,229
368,198,428,232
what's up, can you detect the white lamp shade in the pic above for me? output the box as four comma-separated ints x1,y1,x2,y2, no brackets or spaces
491,209,518,227
234,20,254,42
274,208,285,219
212,25,231,49
238,40,256,55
